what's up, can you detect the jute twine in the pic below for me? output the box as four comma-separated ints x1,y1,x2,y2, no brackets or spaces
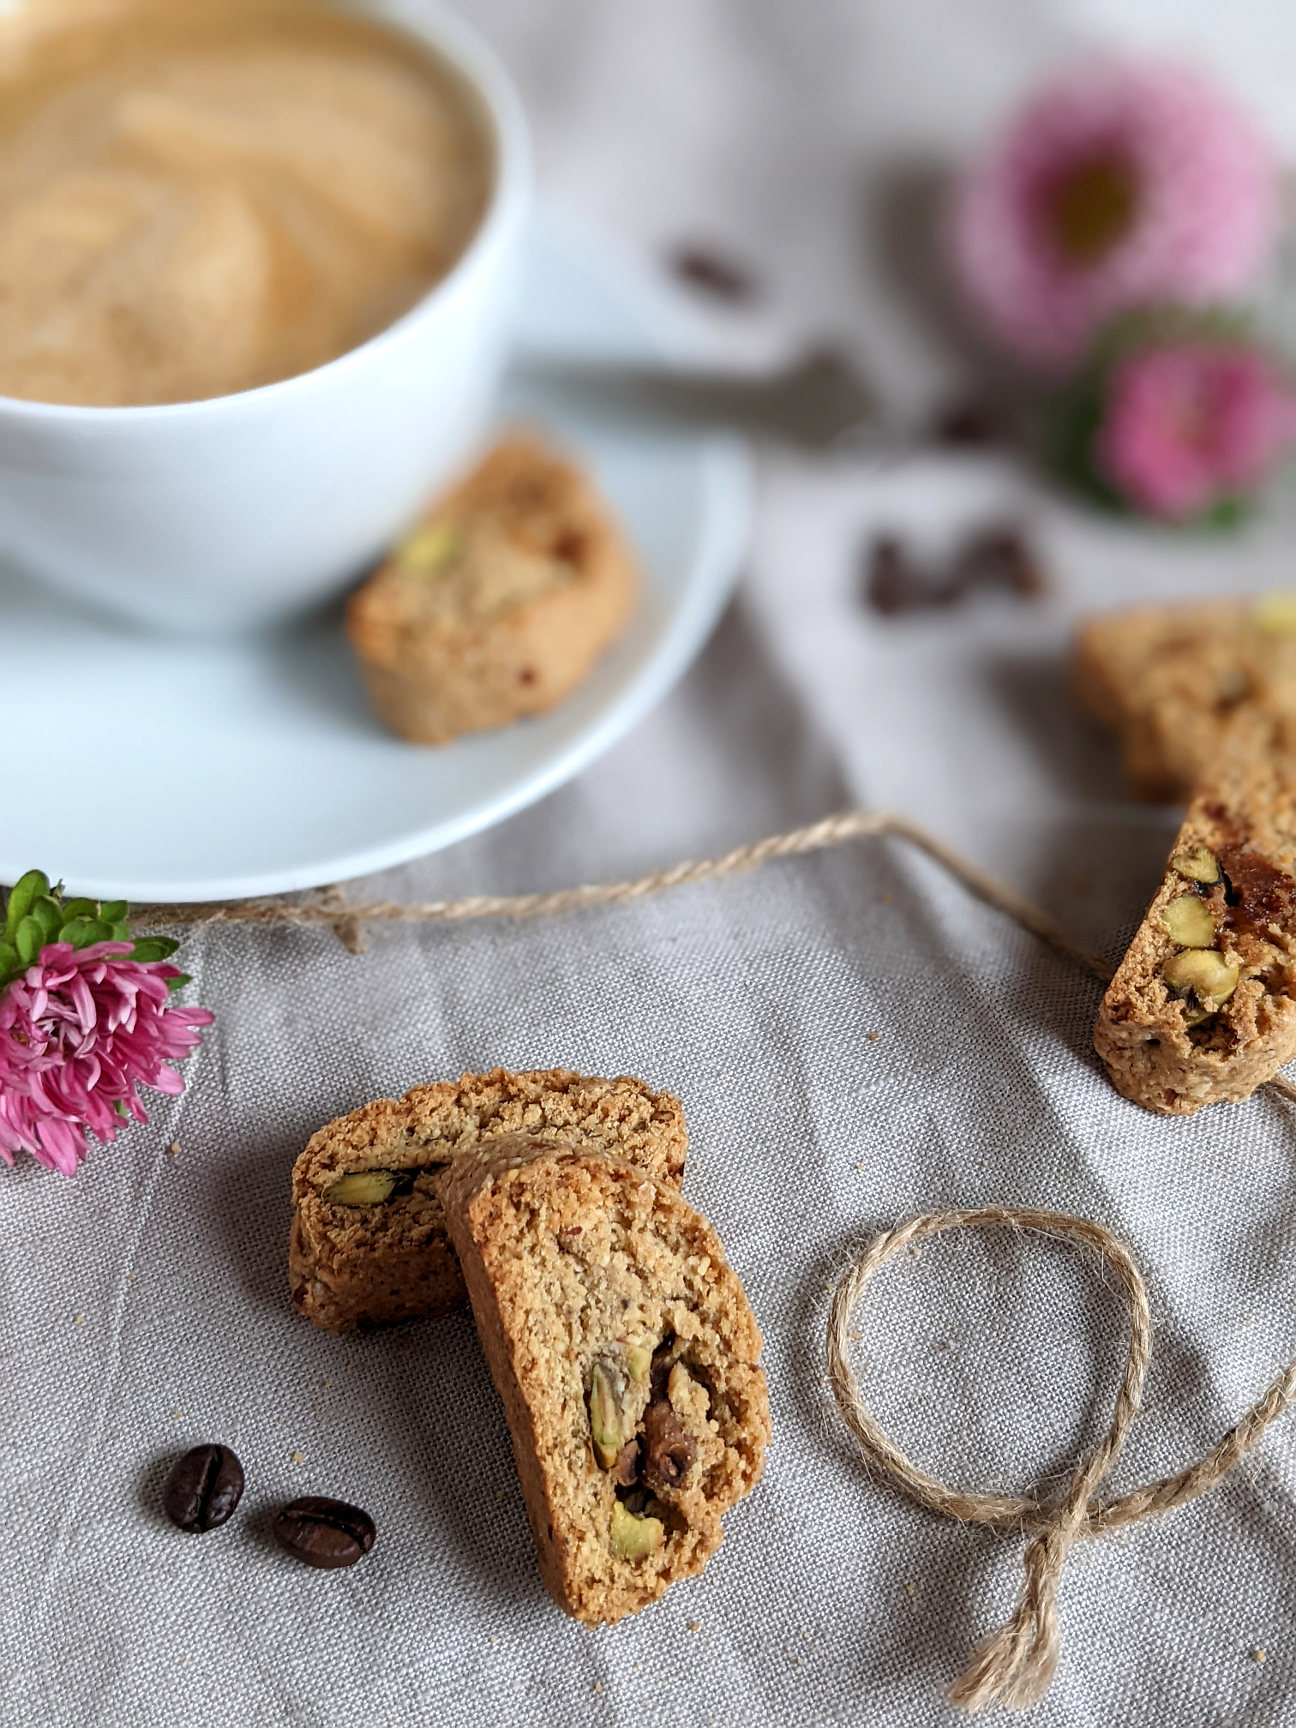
138,806,1296,1704
826,1210,1296,1711
135,805,1296,1102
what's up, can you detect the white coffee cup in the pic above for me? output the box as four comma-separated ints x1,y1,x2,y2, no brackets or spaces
0,1,530,635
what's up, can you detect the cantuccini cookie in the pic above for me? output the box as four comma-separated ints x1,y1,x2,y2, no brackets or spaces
289,1069,686,1334
1095,711,1296,1113
347,435,639,745
439,1138,770,1625
1073,593,1296,801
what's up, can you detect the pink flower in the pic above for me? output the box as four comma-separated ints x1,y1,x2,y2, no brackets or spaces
951,63,1277,370
1096,340,1296,520
0,942,213,1176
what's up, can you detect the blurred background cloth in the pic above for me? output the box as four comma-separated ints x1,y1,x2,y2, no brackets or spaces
8,3,1296,1725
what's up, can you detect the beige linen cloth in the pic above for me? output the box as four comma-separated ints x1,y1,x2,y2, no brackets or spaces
7,2,1296,1724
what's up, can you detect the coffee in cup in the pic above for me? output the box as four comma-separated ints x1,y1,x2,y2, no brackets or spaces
0,0,494,407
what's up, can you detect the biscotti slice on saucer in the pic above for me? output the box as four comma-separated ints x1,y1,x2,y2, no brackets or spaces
289,1069,686,1334
1073,594,1296,801
439,1138,770,1626
347,434,638,745
1095,711,1296,1113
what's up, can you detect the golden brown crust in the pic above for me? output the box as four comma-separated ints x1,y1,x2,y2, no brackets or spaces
347,434,638,745
288,1069,687,1333
1072,596,1296,801
1095,711,1296,1113
440,1140,769,1626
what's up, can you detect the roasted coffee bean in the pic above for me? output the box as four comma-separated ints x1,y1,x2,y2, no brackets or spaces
162,1444,245,1534
274,1496,376,1570
669,244,758,303
864,536,927,615
929,398,1004,449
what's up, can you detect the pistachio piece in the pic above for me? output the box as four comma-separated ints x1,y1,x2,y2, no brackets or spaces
1253,591,1296,634
1172,846,1220,886
610,1499,664,1563
626,1345,653,1384
397,522,461,574
588,1363,631,1471
326,1170,399,1206
1160,895,1217,948
1163,949,1239,1016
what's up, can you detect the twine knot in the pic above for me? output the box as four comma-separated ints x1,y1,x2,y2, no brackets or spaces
826,1207,1296,1713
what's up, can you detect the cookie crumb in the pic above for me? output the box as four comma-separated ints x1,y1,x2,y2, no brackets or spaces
168,1141,181,1157
592,1682,603,1694
171,1409,182,1418
909,1246,923,1260
291,1450,305,1465
688,1621,701,1633
72,1313,85,1325
1252,1648,1267,1664
866,1031,880,1042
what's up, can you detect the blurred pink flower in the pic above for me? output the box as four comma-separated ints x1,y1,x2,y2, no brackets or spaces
951,63,1277,370
1096,340,1296,520
0,942,212,1176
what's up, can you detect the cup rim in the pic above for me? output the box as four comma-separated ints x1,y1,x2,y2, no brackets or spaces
0,0,531,425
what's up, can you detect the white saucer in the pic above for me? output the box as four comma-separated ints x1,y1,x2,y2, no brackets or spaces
0,219,750,901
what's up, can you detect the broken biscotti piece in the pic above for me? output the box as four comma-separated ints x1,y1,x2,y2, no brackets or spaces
289,1069,686,1334
347,434,639,744
440,1139,770,1625
1073,593,1296,801
1095,712,1296,1113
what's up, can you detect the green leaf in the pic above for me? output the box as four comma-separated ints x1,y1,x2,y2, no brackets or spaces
60,916,111,949
166,972,192,993
15,916,44,964
128,937,180,964
99,901,129,924
61,898,98,921
30,896,62,939
0,940,21,983
5,871,50,939
109,921,130,943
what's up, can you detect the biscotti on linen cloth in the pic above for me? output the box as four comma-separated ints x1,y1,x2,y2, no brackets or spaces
1073,594,1296,801
439,1136,770,1625
1095,711,1296,1114
346,433,639,745
288,1069,686,1334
